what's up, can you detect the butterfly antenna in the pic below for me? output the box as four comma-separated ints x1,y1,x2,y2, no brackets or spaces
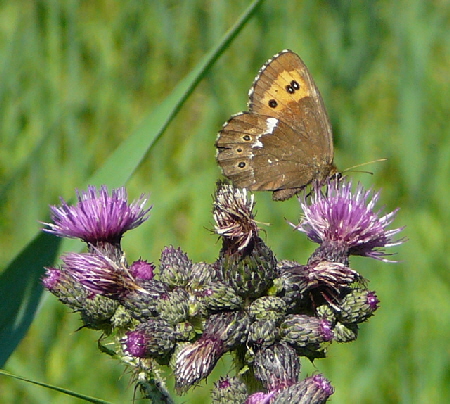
342,158,387,175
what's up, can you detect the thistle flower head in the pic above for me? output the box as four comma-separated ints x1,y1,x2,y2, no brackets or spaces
122,319,175,360
338,289,380,324
43,185,151,244
174,338,224,393
43,264,119,330
174,311,249,391
279,260,361,312
292,179,405,262
272,374,334,404
42,266,86,308
129,260,155,281
253,343,300,392
159,246,192,287
40,178,402,401
213,182,259,251
281,314,333,349
61,252,136,299
281,261,359,298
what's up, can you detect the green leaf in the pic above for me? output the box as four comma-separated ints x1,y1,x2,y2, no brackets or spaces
0,369,112,404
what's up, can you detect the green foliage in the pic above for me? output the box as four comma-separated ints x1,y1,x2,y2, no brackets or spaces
1,0,449,403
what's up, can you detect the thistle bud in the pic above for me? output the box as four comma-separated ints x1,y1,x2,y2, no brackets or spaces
174,311,249,391
338,289,379,324
204,311,250,350
43,266,119,330
253,343,300,391
79,293,119,331
247,319,279,351
42,267,85,309
129,260,155,280
248,296,287,322
281,315,332,359
159,246,192,287
156,287,190,325
190,261,224,284
60,252,136,300
220,238,278,298
281,315,333,346
211,377,248,404
272,374,334,404
121,279,169,321
277,260,307,310
196,281,243,312
279,260,359,310
174,337,224,392
122,318,175,362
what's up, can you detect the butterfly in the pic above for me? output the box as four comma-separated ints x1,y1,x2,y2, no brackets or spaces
215,49,338,201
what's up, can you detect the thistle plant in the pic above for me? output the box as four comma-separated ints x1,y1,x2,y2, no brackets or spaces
42,179,404,403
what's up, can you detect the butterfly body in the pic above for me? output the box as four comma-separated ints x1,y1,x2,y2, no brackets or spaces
216,49,337,201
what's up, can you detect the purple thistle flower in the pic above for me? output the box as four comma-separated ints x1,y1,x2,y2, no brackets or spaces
61,252,137,299
292,179,405,262
123,330,147,357
129,259,155,281
43,185,151,244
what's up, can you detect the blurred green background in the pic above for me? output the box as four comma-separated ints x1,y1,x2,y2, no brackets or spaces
1,0,449,403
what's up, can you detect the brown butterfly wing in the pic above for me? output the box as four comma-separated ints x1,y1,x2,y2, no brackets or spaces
216,112,263,189
248,49,334,164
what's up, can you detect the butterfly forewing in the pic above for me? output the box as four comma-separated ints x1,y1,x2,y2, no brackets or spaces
249,51,317,115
